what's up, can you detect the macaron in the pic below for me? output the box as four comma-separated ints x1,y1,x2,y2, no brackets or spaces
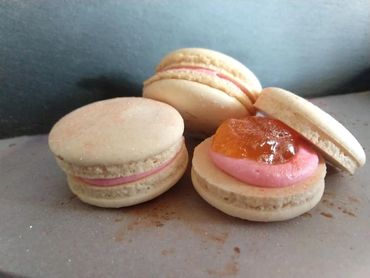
143,48,262,137
191,88,366,222
49,97,188,208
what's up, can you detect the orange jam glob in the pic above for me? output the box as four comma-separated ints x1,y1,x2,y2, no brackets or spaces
211,117,302,164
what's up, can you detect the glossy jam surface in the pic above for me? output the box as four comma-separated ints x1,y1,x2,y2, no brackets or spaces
211,117,302,164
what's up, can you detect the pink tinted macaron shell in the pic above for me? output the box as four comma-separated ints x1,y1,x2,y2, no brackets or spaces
49,97,188,208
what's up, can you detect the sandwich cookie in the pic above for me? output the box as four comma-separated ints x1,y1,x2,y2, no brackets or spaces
143,48,262,137
49,97,188,208
192,88,365,221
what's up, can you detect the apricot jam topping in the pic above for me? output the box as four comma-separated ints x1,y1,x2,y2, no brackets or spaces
211,117,302,164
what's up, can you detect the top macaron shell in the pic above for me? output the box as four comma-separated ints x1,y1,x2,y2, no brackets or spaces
254,88,366,174
49,97,184,167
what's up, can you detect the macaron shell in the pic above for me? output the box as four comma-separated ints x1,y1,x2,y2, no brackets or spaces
156,48,262,101
68,142,188,208
254,87,366,174
191,138,326,222
144,68,255,114
143,79,250,137
49,97,184,166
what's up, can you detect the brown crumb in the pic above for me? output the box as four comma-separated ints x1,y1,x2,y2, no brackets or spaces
161,248,175,256
302,212,312,218
207,248,240,277
342,209,356,217
323,191,334,196
69,195,76,201
114,217,124,222
153,220,164,227
348,196,360,203
320,212,333,218
206,231,229,244
114,231,124,242
322,199,335,207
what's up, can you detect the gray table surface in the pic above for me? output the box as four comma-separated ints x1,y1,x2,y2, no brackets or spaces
1,92,369,278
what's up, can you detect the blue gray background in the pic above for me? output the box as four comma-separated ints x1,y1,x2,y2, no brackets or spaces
1,0,370,138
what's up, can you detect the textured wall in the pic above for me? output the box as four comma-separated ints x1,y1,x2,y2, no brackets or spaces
1,0,370,138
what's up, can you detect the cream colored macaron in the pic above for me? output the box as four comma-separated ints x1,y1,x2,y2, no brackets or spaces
49,97,188,208
143,48,262,137
254,87,366,174
192,138,326,222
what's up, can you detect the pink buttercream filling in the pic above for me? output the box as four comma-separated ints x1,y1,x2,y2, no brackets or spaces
209,142,319,187
161,66,251,97
78,151,178,187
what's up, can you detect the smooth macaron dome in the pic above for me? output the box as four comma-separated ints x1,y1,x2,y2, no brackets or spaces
143,48,262,137
254,87,366,174
191,116,327,222
49,97,188,208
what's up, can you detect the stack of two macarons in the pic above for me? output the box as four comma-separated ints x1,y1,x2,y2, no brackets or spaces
143,48,366,221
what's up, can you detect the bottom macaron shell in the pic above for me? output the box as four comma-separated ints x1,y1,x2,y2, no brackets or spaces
67,143,188,208
143,79,250,137
191,138,326,222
